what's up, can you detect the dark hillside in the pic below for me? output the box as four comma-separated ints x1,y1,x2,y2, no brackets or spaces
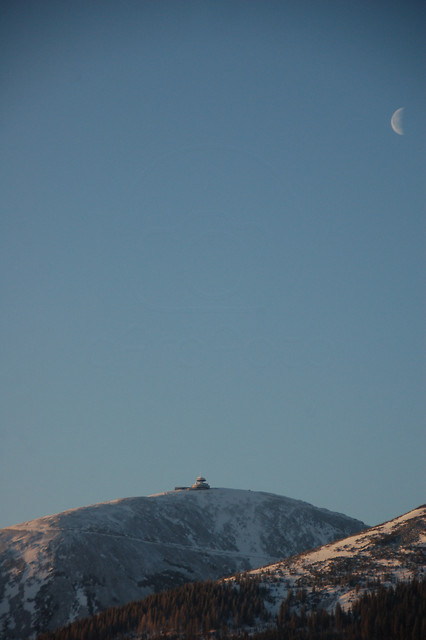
36,577,425,640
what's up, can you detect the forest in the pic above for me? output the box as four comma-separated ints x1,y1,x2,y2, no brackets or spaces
37,576,425,640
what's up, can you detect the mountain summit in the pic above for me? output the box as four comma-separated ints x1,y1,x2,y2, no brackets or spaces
0,484,365,638
37,505,425,640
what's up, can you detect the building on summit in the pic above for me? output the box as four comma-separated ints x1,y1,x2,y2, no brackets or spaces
174,476,210,491
192,476,210,490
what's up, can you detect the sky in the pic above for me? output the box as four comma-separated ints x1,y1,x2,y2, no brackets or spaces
1,0,424,529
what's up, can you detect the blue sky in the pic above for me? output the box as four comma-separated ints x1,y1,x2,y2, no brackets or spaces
1,0,424,529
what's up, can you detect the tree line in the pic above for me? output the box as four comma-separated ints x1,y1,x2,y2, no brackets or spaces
36,576,425,640
256,578,426,640
36,574,269,640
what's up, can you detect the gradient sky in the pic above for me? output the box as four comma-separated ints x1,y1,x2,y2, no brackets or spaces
1,0,424,529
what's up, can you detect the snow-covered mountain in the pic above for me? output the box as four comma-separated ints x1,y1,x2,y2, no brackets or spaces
26,503,425,640
0,485,365,639
238,503,425,618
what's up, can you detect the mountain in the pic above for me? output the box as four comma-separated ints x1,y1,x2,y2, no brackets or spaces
34,504,425,640
0,484,365,639
242,503,425,618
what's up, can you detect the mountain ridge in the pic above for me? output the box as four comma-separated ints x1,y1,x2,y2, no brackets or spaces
32,504,426,640
241,503,426,616
0,485,365,639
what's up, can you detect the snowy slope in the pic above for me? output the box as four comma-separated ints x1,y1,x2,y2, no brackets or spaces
0,487,365,639
238,504,426,617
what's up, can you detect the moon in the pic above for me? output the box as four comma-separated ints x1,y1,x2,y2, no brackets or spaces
391,107,404,135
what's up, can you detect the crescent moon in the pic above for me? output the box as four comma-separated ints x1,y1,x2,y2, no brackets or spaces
391,107,404,135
